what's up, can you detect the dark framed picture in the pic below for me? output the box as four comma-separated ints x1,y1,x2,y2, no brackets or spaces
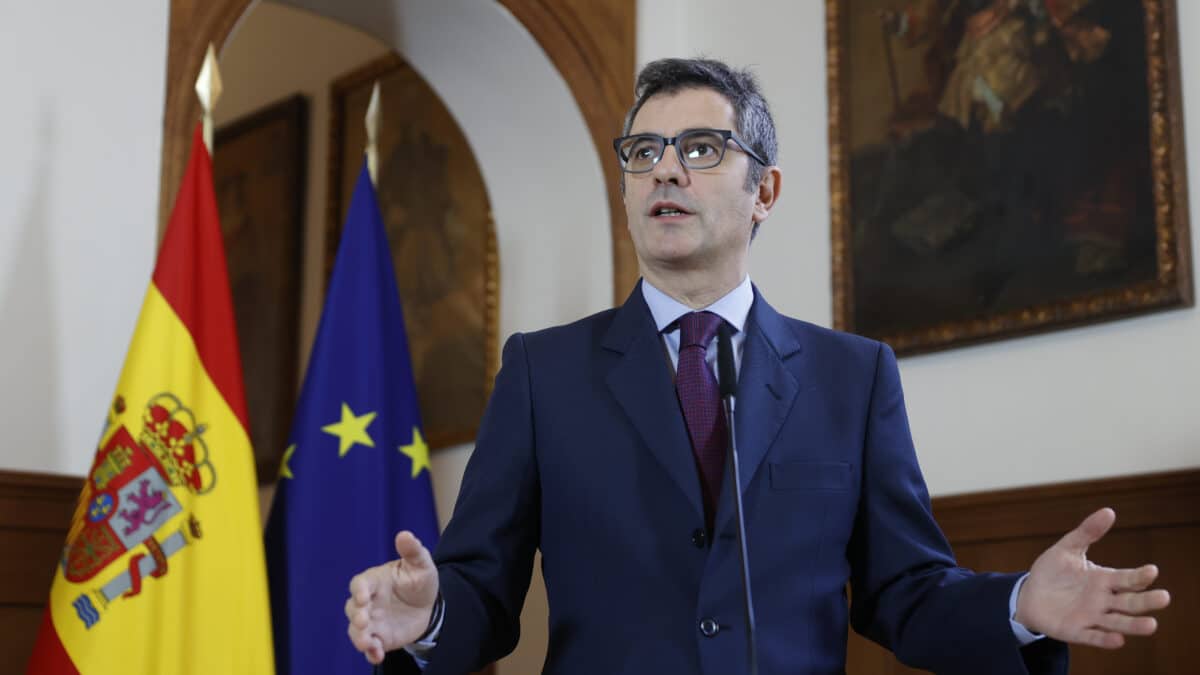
214,94,308,483
827,0,1193,354
328,53,499,450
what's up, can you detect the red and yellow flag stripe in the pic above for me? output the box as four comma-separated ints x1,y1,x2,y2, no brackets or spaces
27,125,273,674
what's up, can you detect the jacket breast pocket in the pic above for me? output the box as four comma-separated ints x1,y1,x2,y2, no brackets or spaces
769,461,853,491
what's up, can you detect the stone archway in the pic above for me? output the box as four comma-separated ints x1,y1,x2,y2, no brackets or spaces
160,0,638,304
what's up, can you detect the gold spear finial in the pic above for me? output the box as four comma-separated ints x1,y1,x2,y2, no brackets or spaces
195,43,223,153
365,81,381,186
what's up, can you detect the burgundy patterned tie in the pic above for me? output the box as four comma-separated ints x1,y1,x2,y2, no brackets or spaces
675,311,727,530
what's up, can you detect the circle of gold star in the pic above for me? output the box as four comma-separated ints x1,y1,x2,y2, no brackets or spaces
322,403,377,457
278,444,296,479
399,427,431,478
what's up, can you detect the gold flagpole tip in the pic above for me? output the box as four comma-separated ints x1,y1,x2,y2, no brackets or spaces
366,81,381,186
195,43,223,153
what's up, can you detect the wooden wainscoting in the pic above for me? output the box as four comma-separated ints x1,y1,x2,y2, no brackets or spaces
847,468,1200,674
7,468,1195,673
0,470,83,671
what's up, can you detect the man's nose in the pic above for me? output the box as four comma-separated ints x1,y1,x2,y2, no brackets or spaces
652,144,689,185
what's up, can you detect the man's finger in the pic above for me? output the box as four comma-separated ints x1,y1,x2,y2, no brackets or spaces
1111,564,1159,592
347,619,373,653
1110,588,1171,615
1075,627,1125,650
349,570,376,604
1096,612,1158,636
394,530,433,570
351,605,372,630
1056,507,1116,554
366,637,385,665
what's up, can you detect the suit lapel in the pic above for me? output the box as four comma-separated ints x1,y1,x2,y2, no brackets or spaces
604,283,705,522
715,289,803,534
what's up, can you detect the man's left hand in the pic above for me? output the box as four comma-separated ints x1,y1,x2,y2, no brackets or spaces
1015,507,1171,648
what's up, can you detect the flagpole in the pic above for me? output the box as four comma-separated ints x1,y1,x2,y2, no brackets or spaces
366,81,381,187
195,43,223,153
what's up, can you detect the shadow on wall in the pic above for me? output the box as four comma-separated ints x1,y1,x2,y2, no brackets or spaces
1,107,63,469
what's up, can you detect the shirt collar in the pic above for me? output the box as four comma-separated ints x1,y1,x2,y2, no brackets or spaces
641,275,753,334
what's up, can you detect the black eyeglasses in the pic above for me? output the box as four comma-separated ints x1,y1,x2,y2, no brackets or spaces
612,128,768,173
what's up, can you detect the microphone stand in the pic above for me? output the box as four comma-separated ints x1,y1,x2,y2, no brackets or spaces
717,324,758,675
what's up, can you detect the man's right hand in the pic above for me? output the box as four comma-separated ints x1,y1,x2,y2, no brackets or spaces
345,531,440,665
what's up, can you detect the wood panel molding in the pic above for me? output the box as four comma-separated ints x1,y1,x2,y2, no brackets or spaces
161,0,638,306
933,467,1200,542
0,470,83,671
4,467,1197,671
0,469,82,530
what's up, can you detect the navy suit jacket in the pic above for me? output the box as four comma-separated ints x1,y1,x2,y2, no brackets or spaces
396,284,1067,675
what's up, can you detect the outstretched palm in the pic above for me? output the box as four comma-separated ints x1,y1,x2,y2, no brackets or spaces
345,531,440,664
1015,508,1171,649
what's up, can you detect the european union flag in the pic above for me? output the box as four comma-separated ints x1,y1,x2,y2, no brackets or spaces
264,162,439,674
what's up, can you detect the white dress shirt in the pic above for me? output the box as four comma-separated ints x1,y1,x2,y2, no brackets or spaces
640,274,753,388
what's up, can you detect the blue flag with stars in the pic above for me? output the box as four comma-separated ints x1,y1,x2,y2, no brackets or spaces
264,161,439,675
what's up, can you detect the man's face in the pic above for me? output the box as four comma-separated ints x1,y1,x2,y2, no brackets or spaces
622,87,759,277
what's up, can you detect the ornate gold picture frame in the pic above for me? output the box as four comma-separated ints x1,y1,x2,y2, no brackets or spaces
827,0,1192,353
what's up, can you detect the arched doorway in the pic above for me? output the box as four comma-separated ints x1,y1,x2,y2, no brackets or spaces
159,0,638,303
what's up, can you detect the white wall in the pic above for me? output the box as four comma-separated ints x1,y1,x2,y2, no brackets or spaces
641,0,1200,496
0,2,167,476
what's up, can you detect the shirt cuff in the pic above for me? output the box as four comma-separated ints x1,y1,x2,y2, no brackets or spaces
402,594,445,668
1009,573,1045,646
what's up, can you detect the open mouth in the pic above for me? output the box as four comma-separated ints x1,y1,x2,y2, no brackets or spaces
650,202,692,217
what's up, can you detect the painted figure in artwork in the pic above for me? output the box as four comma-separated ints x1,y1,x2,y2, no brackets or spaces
850,0,1155,334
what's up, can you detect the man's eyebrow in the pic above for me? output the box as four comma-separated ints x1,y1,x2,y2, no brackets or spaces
627,127,706,136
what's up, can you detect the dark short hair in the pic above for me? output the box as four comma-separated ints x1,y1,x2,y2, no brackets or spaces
623,58,778,191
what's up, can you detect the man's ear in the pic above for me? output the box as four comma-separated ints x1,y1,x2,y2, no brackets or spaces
753,166,783,224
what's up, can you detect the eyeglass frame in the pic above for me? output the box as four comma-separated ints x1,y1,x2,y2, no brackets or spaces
611,128,769,174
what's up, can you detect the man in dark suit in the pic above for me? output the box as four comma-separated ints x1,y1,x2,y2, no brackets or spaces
345,58,1170,674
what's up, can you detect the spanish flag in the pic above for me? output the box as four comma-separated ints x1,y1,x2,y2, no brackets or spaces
25,124,274,674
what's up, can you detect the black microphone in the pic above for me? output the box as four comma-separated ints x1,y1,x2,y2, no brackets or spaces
717,323,737,399
716,323,758,675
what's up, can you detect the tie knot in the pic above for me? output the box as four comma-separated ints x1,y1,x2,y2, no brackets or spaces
678,311,724,349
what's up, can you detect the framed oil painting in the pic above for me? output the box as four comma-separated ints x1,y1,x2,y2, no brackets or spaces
827,0,1192,353
213,94,308,482
328,53,498,450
